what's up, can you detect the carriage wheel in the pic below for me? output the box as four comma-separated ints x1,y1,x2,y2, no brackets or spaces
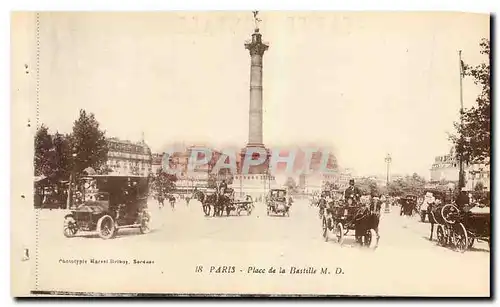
467,237,475,249
63,216,78,238
322,217,328,241
336,223,345,245
436,224,446,246
452,223,468,253
441,204,459,225
96,215,116,240
140,210,151,234
365,229,378,249
203,205,210,216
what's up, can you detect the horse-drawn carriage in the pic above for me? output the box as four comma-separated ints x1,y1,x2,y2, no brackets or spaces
322,197,379,249
225,191,254,216
266,189,291,217
429,203,490,252
399,194,418,216
417,189,447,222
193,188,254,217
63,175,151,239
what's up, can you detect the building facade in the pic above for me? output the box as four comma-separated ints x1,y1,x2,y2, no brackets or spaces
106,138,152,177
465,163,490,191
430,153,459,182
429,149,490,191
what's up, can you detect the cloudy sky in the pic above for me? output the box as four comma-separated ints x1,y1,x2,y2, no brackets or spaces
36,12,489,178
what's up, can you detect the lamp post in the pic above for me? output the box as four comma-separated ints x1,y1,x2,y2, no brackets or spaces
66,147,77,209
385,153,392,187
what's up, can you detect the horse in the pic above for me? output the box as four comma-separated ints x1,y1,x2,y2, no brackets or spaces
192,190,216,216
353,204,380,248
427,201,451,241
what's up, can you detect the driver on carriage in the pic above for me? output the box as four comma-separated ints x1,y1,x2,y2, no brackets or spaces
219,179,228,195
344,179,361,205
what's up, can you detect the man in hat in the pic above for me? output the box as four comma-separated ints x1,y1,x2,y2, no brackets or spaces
344,179,361,204
219,179,228,195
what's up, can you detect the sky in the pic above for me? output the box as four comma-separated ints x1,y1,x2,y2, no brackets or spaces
36,12,489,178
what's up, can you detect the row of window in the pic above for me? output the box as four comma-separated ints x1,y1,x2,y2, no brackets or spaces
432,163,458,169
234,175,276,180
435,155,456,163
468,172,490,179
107,159,152,170
108,142,150,155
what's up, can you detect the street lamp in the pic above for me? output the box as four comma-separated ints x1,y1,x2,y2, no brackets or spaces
385,153,392,187
66,147,77,209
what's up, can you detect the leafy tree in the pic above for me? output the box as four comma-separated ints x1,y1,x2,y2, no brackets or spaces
450,38,490,166
387,173,426,196
355,177,379,196
71,109,109,176
323,181,339,191
34,125,53,177
284,177,297,192
51,132,71,181
152,168,177,195
474,181,485,192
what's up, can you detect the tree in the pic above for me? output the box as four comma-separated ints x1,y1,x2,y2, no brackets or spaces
284,177,297,192
324,181,339,191
387,179,405,197
386,173,426,196
450,38,490,165
474,181,485,192
356,177,379,196
71,109,109,176
152,168,177,195
34,125,53,177
51,132,71,181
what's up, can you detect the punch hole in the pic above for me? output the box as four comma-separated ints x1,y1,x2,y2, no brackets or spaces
22,248,30,261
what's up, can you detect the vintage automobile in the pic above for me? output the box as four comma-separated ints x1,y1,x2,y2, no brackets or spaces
266,189,291,217
63,175,151,239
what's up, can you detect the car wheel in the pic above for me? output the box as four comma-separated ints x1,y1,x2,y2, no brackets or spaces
336,223,344,245
366,229,379,249
140,210,151,234
322,217,328,242
63,216,77,238
96,215,116,239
